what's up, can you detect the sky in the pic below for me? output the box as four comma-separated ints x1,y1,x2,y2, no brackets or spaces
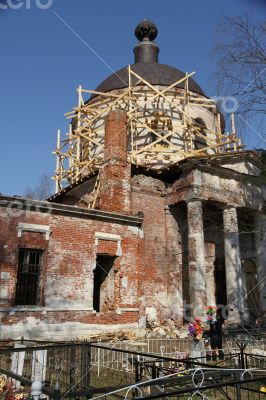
0,0,265,196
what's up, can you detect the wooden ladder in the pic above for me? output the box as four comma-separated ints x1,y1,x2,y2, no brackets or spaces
88,170,101,209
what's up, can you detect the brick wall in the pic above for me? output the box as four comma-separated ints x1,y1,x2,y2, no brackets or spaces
1,152,263,339
130,176,186,325
98,110,131,214
131,175,170,322
0,202,142,338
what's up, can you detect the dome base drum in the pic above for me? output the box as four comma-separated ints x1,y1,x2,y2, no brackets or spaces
52,67,243,195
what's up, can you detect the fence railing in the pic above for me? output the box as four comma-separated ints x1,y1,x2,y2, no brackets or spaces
0,339,266,399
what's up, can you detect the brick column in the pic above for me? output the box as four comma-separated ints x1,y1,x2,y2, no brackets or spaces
255,212,266,322
223,205,246,323
187,198,207,316
98,109,131,214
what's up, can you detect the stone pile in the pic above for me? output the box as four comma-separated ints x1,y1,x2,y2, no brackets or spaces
146,316,190,339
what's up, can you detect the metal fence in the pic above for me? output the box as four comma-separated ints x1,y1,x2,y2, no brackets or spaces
0,343,90,393
133,368,266,400
0,339,266,399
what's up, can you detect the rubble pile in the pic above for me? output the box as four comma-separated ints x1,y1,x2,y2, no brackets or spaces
80,330,140,342
146,316,190,339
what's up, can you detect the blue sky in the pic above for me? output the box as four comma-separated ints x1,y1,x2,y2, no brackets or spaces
0,0,265,196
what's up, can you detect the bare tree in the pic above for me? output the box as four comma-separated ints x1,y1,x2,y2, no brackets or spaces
213,15,266,121
24,174,53,200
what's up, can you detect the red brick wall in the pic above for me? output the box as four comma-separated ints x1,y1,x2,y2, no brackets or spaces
99,164,131,214
104,110,128,163
98,110,131,214
130,176,185,324
0,205,141,333
0,310,140,326
131,181,168,320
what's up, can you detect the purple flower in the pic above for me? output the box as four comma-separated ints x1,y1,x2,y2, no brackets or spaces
188,323,195,335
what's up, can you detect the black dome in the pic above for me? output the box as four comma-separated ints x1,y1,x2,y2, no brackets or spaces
93,63,206,97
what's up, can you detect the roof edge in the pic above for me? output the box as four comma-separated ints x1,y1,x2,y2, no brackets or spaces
0,195,143,226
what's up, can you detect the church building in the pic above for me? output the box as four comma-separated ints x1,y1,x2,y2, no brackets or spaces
0,20,265,340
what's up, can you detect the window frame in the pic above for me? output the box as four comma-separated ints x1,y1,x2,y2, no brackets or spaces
14,248,44,307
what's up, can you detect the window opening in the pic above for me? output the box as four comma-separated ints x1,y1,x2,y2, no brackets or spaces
15,249,43,306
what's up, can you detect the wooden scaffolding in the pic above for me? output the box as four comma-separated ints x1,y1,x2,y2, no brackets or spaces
52,68,243,193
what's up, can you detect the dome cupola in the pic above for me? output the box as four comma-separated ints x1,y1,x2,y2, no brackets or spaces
52,19,241,194
134,19,159,63
93,19,205,97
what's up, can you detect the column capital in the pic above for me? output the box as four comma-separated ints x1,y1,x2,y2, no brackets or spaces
222,204,239,211
185,197,203,205
223,204,239,235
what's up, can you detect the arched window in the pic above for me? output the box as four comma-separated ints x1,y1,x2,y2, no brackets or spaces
149,112,172,146
195,118,206,129
194,118,207,150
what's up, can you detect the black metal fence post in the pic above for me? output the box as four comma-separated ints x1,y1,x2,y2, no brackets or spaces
236,341,247,370
151,363,157,380
236,372,242,400
240,343,247,370
86,343,92,389
54,382,60,400
135,360,141,383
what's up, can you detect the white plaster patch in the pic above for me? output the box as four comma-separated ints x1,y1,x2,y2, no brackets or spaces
146,307,157,320
156,292,170,307
0,272,10,280
167,292,183,308
223,161,260,176
127,226,139,235
0,288,8,299
0,321,140,341
45,299,93,310
25,317,40,325
121,276,128,288
139,316,146,329
121,283,137,304
194,170,202,186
